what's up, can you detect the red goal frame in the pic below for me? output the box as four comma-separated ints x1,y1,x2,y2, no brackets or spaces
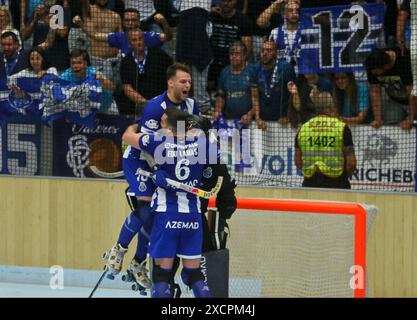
209,197,368,297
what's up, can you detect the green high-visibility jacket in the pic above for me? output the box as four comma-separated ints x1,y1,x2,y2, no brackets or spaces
298,116,346,178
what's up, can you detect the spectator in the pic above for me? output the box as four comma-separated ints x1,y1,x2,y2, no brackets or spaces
74,7,172,59
9,46,58,82
60,49,115,113
20,0,51,48
124,0,155,28
79,0,122,86
119,28,173,116
68,0,90,54
287,74,331,127
0,31,30,117
208,0,252,90
256,0,287,30
397,0,411,54
0,5,22,48
252,39,296,130
332,72,369,125
294,87,357,189
364,47,416,129
213,41,256,124
7,47,58,114
174,0,212,114
0,31,29,79
269,0,301,73
124,0,173,57
287,73,329,128
22,0,71,73
245,0,283,63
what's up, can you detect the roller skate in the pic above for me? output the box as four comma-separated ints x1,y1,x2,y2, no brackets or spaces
122,258,151,296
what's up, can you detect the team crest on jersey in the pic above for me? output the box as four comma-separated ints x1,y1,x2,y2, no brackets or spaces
141,134,150,146
145,119,159,130
203,167,213,179
139,182,147,192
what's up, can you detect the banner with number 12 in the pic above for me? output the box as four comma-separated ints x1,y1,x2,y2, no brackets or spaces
298,3,386,74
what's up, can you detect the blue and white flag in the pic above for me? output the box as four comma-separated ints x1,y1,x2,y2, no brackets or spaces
299,3,386,74
0,71,45,120
212,115,251,172
40,74,102,128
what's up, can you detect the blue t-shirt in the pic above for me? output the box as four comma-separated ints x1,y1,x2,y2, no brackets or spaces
218,63,256,119
254,59,296,121
341,81,369,118
124,91,200,160
60,66,113,111
108,31,162,57
139,133,216,214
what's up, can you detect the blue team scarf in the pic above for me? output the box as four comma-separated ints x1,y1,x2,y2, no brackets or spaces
3,51,20,76
40,74,102,128
276,22,302,63
132,50,148,74
259,61,280,99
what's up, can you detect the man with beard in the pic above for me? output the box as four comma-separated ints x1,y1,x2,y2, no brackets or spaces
119,28,173,115
252,39,296,130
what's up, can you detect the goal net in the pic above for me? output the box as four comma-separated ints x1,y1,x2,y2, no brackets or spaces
220,198,378,298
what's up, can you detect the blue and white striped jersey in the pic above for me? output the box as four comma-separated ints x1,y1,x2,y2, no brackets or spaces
123,91,200,160
139,133,218,214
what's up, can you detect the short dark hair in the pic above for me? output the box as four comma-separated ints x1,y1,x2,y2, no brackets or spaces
165,107,189,133
124,8,140,18
69,49,90,65
166,63,191,81
127,27,143,38
28,46,49,71
364,49,391,71
1,31,19,43
262,38,277,48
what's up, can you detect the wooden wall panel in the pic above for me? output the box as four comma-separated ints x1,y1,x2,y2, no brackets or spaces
1,176,417,297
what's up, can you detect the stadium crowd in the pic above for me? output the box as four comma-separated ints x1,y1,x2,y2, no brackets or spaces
0,0,414,130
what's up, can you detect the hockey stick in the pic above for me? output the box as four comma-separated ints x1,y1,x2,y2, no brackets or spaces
137,168,223,199
89,166,124,178
88,267,114,298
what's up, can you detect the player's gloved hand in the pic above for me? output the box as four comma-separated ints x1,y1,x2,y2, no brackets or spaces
153,169,171,189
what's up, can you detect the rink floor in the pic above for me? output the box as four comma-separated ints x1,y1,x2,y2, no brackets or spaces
0,282,143,298
0,265,260,298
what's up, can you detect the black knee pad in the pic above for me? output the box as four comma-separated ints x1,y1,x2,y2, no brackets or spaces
171,257,181,276
185,268,205,286
132,201,150,220
152,266,172,284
